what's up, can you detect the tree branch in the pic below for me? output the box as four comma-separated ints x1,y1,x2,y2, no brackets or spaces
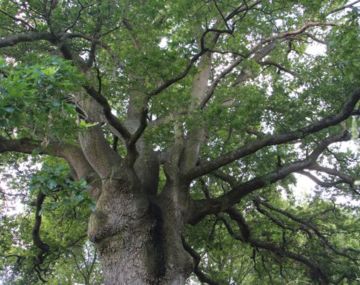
189,131,351,223
0,30,133,144
148,50,207,97
81,86,131,141
223,208,330,284
32,191,49,281
0,137,93,179
297,170,346,188
0,32,54,48
182,237,220,285
256,198,359,261
309,164,355,186
327,0,360,16
0,31,89,48
0,9,35,31
148,0,262,97
187,88,360,180
258,60,297,77
200,21,332,108
200,42,275,109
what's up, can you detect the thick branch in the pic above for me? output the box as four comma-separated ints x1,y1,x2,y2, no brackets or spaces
298,170,346,188
187,89,360,180
32,191,49,257
0,31,88,48
309,164,355,186
189,131,351,223
79,125,123,178
32,191,49,283
0,137,93,179
0,32,53,47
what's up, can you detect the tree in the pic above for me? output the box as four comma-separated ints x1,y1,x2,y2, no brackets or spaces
0,0,360,284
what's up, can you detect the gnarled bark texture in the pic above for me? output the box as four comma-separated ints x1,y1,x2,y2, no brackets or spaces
78,121,193,284
88,178,193,284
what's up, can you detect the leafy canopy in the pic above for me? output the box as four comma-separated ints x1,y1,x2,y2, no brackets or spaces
0,0,360,284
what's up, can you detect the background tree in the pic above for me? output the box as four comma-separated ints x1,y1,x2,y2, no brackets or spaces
0,0,360,284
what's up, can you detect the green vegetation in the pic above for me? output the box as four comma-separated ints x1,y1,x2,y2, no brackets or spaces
0,0,360,284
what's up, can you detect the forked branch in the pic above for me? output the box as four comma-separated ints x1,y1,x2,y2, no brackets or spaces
223,207,330,284
189,131,351,223
182,237,220,285
187,89,360,180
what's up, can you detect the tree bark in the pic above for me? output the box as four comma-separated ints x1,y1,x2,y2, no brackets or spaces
88,178,193,285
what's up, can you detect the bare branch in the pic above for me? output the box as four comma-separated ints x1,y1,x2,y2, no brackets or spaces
225,0,262,21
54,40,132,144
0,31,132,143
302,32,326,45
64,2,97,32
253,201,297,232
260,22,334,45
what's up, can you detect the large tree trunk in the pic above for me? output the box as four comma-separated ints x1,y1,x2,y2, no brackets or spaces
88,179,193,285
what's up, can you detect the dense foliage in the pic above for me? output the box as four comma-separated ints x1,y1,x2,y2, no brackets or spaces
0,0,360,284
